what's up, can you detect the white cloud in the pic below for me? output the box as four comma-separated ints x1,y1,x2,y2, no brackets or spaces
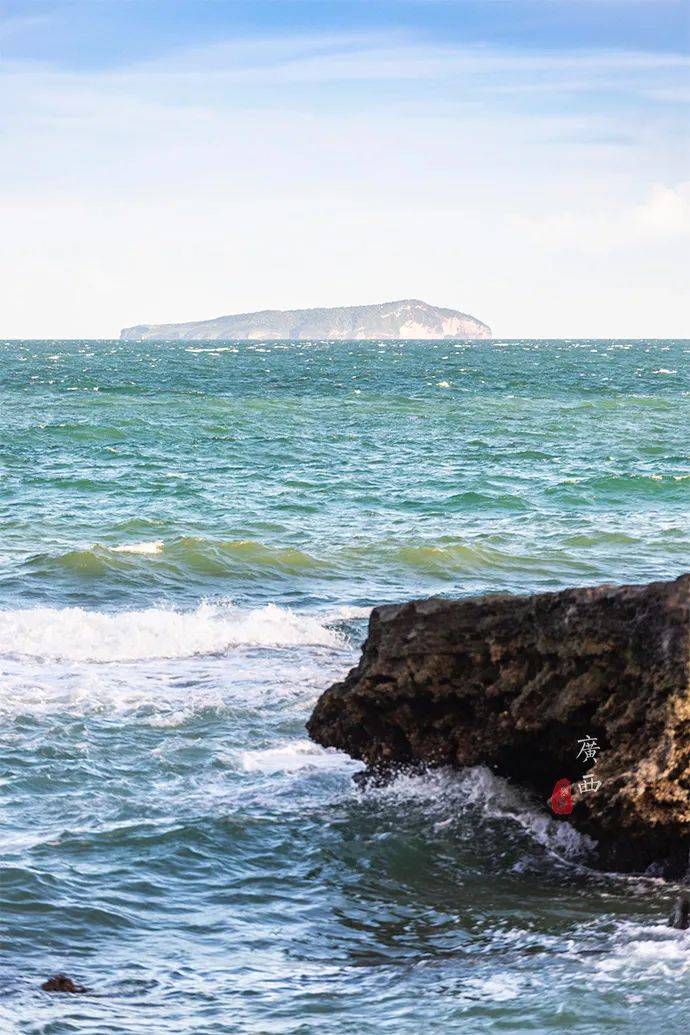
632,182,690,234
511,181,690,253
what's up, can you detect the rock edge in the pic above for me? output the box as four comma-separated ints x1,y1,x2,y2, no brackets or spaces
307,574,690,875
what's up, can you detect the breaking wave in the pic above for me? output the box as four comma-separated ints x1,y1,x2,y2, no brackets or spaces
26,538,327,581
111,540,164,555
240,739,359,775
368,764,595,863
0,601,344,663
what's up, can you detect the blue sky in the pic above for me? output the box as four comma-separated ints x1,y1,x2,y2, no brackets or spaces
4,2,688,68
1,1,688,337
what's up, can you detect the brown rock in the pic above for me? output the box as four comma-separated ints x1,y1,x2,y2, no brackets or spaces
41,973,88,994
307,574,690,875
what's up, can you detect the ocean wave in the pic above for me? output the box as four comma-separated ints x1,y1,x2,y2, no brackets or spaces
24,534,603,587
546,471,690,503
26,538,327,581
369,765,594,863
0,601,343,663
378,542,595,579
163,538,324,576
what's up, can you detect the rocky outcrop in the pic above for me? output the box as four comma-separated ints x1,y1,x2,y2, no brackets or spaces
307,575,690,875
41,974,88,994
120,299,491,342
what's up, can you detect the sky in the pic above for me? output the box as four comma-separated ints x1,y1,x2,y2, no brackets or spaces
1,0,688,339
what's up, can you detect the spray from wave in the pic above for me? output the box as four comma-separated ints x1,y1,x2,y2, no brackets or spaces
368,764,595,863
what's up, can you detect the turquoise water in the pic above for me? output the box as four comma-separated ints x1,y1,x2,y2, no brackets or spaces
1,338,689,1032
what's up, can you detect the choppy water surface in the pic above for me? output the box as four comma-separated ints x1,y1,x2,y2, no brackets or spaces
1,339,689,1032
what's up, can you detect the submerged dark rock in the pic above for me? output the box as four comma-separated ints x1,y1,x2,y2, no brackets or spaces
307,574,690,876
669,894,690,930
41,974,88,994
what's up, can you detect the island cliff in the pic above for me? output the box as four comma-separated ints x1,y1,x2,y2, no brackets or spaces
308,574,690,876
120,299,491,342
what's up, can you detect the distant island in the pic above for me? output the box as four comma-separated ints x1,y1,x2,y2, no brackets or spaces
120,299,491,341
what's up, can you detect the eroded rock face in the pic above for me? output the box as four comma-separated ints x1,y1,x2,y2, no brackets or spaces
307,575,690,875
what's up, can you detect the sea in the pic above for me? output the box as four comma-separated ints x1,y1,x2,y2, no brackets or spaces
1,338,689,1033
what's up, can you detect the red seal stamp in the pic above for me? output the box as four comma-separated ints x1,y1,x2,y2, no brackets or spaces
550,778,574,815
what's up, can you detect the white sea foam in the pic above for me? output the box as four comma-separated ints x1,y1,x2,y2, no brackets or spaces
0,602,343,663
332,604,372,620
372,765,594,862
460,973,523,1003
111,540,164,555
0,649,350,722
185,346,239,354
593,922,690,980
240,739,358,775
